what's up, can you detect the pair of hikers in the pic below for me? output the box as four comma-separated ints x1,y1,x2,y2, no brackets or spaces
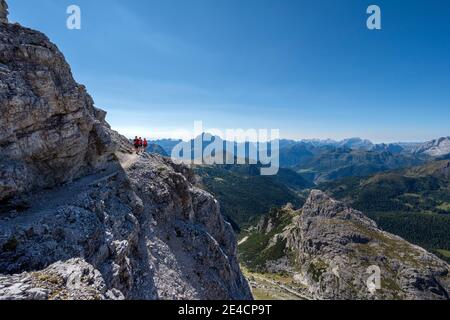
134,136,148,154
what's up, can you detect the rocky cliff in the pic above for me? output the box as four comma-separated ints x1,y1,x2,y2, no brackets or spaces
0,4,251,300
415,137,450,157
240,191,450,300
0,0,7,24
0,13,119,203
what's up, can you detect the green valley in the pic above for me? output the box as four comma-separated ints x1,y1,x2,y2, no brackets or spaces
319,159,450,262
194,164,312,229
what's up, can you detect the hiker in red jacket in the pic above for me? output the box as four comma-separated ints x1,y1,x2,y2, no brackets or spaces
143,138,148,152
138,137,143,154
133,136,140,154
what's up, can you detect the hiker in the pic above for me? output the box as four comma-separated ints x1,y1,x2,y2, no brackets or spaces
143,138,148,152
133,136,140,154
138,137,143,154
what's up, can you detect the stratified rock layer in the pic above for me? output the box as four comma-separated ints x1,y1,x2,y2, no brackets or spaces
0,21,116,202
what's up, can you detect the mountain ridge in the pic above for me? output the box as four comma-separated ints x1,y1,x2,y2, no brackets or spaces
0,5,251,300
319,158,450,262
152,135,450,157
151,134,449,184
239,190,450,300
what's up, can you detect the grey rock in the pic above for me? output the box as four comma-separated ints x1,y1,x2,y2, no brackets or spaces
0,258,110,300
291,191,450,300
247,190,450,300
0,153,252,300
0,5,251,301
414,137,450,157
0,0,7,23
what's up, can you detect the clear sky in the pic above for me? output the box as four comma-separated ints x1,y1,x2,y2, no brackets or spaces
8,0,450,142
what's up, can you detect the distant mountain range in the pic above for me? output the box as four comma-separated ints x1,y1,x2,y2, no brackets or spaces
150,135,450,183
146,143,168,157
152,133,450,157
278,141,427,183
276,137,450,183
190,136,450,264
148,138,183,156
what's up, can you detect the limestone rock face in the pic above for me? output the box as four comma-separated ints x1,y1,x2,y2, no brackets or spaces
0,259,121,300
0,7,251,300
242,190,450,300
125,154,251,299
0,154,252,300
290,190,450,300
0,19,117,202
0,0,7,23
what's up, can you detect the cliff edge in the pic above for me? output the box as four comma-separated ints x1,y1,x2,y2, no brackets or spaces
240,191,450,300
0,3,251,300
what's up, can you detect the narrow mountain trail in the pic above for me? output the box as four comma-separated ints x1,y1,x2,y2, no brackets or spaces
252,275,311,300
242,268,311,300
0,153,140,229
0,168,118,228
118,153,139,170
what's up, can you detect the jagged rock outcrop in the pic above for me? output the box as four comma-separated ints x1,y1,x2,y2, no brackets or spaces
240,190,450,300
0,14,117,202
0,3,251,300
147,143,169,157
415,137,450,157
0,0,7,24
0,259,122,300
0,153,251,300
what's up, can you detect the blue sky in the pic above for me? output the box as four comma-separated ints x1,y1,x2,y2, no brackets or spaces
8,0,450,142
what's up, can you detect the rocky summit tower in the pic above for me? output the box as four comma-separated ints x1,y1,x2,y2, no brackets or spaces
0,0,8,23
